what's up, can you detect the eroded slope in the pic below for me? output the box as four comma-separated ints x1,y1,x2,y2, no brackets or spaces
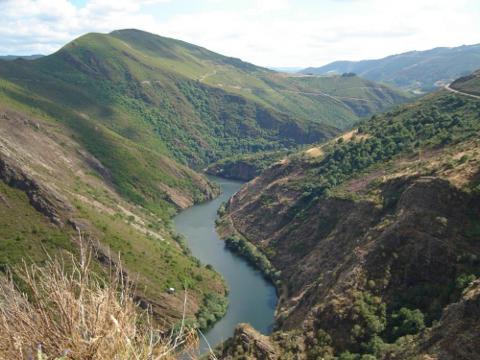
217,86,480,359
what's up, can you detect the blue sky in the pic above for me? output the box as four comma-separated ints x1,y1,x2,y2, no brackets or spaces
1,0,479,67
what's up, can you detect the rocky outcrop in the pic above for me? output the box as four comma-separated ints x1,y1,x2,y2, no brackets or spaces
0,156,73,225
216,324,279,360
207,160,259,181
390,279,480,360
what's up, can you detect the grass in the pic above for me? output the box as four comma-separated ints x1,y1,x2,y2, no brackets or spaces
0,235,202,360
0,182,74,267
73,198,225,303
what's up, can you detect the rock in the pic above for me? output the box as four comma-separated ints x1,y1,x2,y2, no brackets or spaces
0,156,73,226
216,324,278,360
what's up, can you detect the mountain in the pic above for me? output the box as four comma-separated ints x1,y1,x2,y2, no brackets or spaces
0,54,44,61
0,29,411,214
301,43,480,92
215,73,480,359
0,29,410,337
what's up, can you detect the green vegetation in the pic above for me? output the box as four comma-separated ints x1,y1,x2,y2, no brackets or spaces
207,149,292,180
387,308,425,341
291,92,480,204
0,182,74,268
195,292,229,331
73,198,222,299
225,235,281,285
350,291,387,345
0,77,212,221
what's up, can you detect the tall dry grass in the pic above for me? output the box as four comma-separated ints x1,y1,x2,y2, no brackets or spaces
0,235,201,360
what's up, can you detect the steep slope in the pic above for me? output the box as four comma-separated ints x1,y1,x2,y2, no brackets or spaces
0,104,226,329
301,43,480,92
390,279,480,360
217,79,480,358
0,29,412,214
0,28,409,344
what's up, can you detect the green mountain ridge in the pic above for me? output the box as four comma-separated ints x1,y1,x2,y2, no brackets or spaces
0,29,410,217
0,54,44,61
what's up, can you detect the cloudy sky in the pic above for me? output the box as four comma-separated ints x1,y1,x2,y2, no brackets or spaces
1,0,479,67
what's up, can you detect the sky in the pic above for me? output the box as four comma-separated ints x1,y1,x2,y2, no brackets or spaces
0,0,479,68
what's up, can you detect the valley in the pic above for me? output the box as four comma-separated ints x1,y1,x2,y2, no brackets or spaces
174,176,276,352
0,25,479,360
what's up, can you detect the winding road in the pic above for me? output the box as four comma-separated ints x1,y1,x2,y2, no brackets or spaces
444,83,480,100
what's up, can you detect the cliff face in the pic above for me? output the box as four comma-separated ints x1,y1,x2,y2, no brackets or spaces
217,86,480,358
217,324,280,360
225,166,480,352
206,160,260,181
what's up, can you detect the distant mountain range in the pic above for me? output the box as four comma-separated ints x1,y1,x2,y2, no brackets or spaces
268,66,304,73
300,43,480,92
0,54,44,61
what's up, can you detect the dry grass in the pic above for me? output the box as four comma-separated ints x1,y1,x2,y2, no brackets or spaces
0,233,204,360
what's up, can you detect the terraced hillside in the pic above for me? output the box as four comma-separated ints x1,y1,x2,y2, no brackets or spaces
216,73,480,359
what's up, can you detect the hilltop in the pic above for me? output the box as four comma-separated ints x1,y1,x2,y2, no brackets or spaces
301,43,480,92
216,72,480,359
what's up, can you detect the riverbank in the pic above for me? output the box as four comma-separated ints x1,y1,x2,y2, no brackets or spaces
173,176,277,352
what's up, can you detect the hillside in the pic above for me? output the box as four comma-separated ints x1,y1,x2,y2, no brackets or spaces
450,69,480,96
216,77,480,359
0,104,226,331
0,28,409,351
0,29,412,216
301,43,480,92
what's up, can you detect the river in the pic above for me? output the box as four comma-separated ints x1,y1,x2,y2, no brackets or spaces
173,176,277,353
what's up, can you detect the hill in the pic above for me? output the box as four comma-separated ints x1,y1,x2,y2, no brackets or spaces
301,43,480,92
450,69,480,96
0,29,411,215
216,74,480,359
0,104,225,331
0,28,410,340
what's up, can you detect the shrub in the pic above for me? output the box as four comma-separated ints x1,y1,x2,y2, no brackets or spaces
389,307,425,341
195,293,228,331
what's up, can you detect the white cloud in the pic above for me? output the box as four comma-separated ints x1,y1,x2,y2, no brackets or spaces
0,0,479,67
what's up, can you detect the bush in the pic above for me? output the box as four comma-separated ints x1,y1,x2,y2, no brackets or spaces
388,308,425,341
351,291,386,343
